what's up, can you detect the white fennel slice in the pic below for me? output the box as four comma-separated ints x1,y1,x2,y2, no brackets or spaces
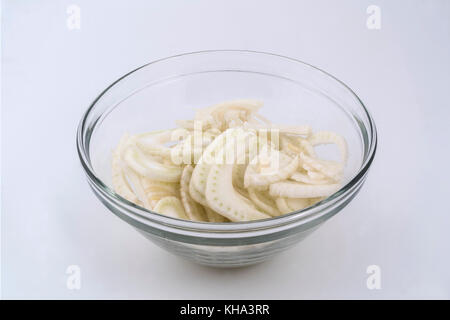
173,130,216,165
190,128,245,202
275,198,292,214
235,186,252,204
123,144,182,182
112,156,141,204
286,198,310,211
205,164,270,222
244,148,299,189
170,135,198,165
248,188,281,217
252,112,272,125
112,171,134,201
180,165,208,222
189,177,208,206
175,119,195,130
291,172,332,185
189,131,227,199
276,197,310,214
308,197,325,206
270,181,340,198
123,166,152,209
195,99,263,131
135,129,175,157
306,169,328,181
244,123,311,136
153,196,188,220
196,99,263,119
111,134,141,204
232,164,247,189
141,178,179,208
205,207,229,223
308,131,348,163
281,135,316,158
112,136,151,208
299,153,343,181
223,109,246,128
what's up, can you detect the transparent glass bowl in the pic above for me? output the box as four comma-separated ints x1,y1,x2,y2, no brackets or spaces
77,50,377,267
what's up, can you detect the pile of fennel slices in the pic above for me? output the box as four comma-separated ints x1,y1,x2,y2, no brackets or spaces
111,99,348,222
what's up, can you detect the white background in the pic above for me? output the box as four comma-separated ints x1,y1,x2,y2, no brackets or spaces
2,0,450,299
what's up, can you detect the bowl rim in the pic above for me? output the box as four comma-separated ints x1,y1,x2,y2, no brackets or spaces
77,49,377,233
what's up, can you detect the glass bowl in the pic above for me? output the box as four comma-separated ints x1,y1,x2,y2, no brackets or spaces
77,50,377,267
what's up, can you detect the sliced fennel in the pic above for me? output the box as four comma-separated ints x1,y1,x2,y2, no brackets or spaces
111,99,347,222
